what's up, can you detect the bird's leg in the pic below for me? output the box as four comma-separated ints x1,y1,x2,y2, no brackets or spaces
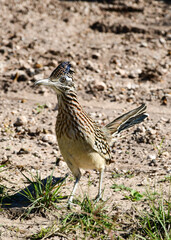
95,168,104,202
68,170,81,208
68,177,79,205
67,161,81,208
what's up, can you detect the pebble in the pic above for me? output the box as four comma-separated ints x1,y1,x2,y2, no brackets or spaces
126,82,138,90
17,148,30,155
162,151,170,158
42,134,56,145
92,52,100,60
58,160,66,168
93,81,106,91
159,37,166,44
32,151,41,158
86,60,99,72
146,128,156,135
14,116,28,126
28,117,36,125
148,154,157,166
52,150,58,155
167,34,171,40
137,126,146,134
70,60,77,67
13,70,28,82
116,68,127,77
147,154,156,160
129,69,142,78
19,59,31,69
47,60,57,67
15,126,25,133
26,68,35,77
140,42,148,47
45,102,52,109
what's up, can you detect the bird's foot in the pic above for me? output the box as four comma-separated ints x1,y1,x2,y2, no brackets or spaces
94,193,103,203
67,195,75,209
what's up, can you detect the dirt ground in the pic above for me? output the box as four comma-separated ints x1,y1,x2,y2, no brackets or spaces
0,0,171,239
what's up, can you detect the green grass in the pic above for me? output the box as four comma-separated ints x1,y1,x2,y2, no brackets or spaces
28,195,118,239
111,181,170,239
0,164,9,210
61,197,116,237
153,137,165,157
20,170,67,216
28,224,64,240
0,164,8,173
24,178,171,240
1,164,170,239
112,171,134,179
135,194,171,239
111,183,144,201
35,103,48,114
159,175,171,183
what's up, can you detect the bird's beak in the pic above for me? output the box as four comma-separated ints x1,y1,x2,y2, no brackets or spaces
34,78,51,86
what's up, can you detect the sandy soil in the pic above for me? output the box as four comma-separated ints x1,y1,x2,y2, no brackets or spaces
0,0,171,239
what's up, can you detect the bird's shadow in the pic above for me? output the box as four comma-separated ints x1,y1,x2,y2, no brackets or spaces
0,175,67,209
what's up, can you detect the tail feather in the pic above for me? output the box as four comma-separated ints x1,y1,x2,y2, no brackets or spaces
104,104,148,137
117,112,148,133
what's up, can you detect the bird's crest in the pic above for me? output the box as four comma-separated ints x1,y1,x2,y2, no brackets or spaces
50,62,74,79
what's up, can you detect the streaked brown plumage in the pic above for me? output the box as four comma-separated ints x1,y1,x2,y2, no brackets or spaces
35,62,148,206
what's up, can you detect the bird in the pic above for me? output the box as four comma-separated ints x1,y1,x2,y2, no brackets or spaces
34,61,148,206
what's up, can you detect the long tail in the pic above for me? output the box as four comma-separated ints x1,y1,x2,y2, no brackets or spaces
104,104,148,137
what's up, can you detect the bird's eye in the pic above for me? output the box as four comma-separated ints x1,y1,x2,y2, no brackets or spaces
59,75,72,84
60,77,66,83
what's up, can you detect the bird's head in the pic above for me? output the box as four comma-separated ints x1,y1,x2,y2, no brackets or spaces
34,62,75,94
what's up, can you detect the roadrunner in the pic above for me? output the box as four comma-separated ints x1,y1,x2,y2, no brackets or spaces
35,62,148,206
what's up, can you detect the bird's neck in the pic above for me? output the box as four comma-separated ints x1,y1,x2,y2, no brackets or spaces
57,90,82,114
56,90,95,139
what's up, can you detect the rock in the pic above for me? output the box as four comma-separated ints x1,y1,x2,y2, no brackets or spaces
70,60,76,67
148,154,157,166
17,148,30,155
45,102,52,108
18,59,31,69
12,70,28,82
159,37,166,44
116,68,127,77
47,59,58,67
167,34,171,40
147,128,156,135
162,151,170,158
34,63,43,69
14,116,28,126
28,117,36,125
129,69,142,78
18,74,28,82
92,52,100,60
94,81,106,91
86,60,99,72
140,42,148,47
52,150,58,155
147,154,156,160
32,151,41,158
42,134,56,145
0,62,5,73
26,68,35,77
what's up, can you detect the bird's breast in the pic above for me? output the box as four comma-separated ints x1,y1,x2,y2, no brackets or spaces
57,133,105,171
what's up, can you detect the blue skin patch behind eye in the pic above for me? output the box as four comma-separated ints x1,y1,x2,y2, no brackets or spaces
61,62,71,74
50,61,73,80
